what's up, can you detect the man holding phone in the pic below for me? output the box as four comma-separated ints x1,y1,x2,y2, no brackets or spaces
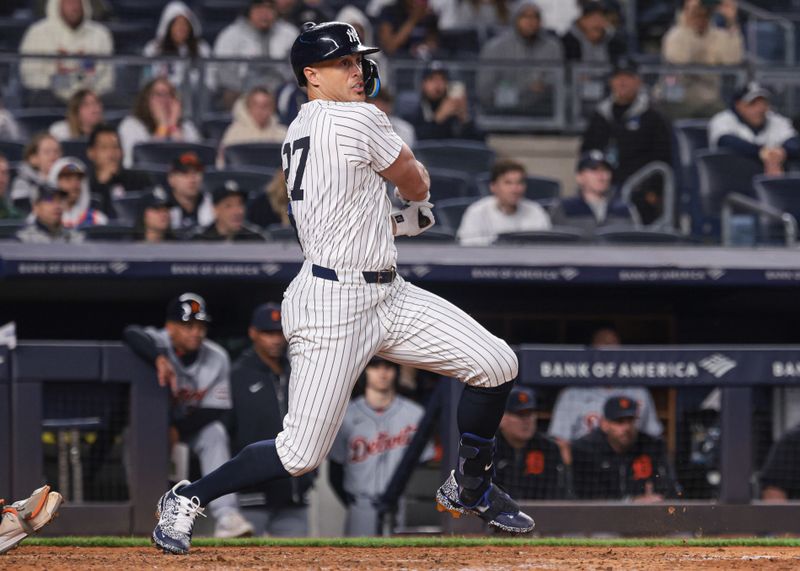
406,61,484,141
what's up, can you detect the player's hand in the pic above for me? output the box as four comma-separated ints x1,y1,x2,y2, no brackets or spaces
155,354,178,395
392,201,436,236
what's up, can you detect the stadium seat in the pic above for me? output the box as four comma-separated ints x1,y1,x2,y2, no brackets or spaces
125,166,168,189
133,142,217,170
0,17,30,52
696,150,762,239
197,0,250,44
412,140,496,177
265,224,297,241
495,227,588,244
223,143,284,170
752,174,800,243
111,191,149,225
60,139,89,164
428,168,480,201
202,114,232,145
435,197,479,233
203,167,276,195
111,0,163,25
395,227,456,242
0,219,24,240
0,140,25,162
83,222,135,242
13,109,64,138
476,172,561,203
106,21,153,55
673,119,709,231
594,227,689,245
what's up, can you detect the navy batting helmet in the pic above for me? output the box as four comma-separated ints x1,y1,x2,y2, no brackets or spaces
291,21,381,96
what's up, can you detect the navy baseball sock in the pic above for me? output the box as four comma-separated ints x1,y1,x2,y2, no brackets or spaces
457,381,514,439
177,439,290,506
455,382,514,505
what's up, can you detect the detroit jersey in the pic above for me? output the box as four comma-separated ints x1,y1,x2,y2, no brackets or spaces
283,101,404,270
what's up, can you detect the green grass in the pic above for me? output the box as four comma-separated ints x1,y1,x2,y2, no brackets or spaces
23,536,800,548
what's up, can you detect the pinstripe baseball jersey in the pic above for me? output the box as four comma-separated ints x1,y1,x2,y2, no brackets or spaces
282,100,403,270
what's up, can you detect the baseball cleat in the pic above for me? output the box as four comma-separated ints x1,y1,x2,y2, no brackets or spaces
152,480,206,555
1,489,63,555
436,470,535,534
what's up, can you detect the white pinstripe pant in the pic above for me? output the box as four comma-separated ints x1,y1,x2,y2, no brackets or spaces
275,262,518,476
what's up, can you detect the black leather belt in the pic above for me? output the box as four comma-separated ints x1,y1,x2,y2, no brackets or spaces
312,264,396,284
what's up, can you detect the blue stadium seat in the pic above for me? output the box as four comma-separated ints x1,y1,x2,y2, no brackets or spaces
0,140,25,162
125,166,168,189
428,168,480,200
202,114,232,145
594,227,689,244
412,139,496,177
696,150,762,240
753,174,800,243
106,21,153,55
203,167,276,195
0,218,24,240
13,109,64,138
133,142,217,170
83,222,136,242
223,142,283,170
60,139,89,164
435,196,479,233
395,226,456,242
111,191,148,225
0,17,30,52
495,227,588,244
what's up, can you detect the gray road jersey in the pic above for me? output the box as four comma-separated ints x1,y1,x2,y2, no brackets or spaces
145,327,232,409
329,395,433,499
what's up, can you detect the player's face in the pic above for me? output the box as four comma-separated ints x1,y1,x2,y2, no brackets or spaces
490,169,526,209
308,54,366,103
601,417,637,451
365,362,396,392
249,327,286,359
167,321,208,353
499,410,537,442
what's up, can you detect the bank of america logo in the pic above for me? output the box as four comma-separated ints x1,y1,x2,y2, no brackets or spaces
698,354,737,378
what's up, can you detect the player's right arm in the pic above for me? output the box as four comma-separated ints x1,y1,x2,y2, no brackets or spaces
380,144,430,203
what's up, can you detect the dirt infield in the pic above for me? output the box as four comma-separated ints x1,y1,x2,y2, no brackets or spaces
5,545,800,570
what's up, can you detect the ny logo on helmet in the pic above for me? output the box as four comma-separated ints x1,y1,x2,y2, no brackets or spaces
346,28,359,44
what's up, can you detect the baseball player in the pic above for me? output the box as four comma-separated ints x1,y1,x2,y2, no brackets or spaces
329,356,434,536
0,484,63,555
153,22,533,555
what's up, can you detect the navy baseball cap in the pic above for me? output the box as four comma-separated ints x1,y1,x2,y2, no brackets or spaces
422,61,449,80
250,302,282,331
603,395,638,421
733,81,771,104
141,187,170,210
506,386,537,413
212,180,248,205
611,56,639,77
166,293,212,323
577,149,613,172
31,183,68,203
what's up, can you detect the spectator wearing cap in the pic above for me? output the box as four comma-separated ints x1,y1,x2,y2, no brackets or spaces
494,386,566,500
709,82,800,176
581,59,673,225
329,356,435,536
122,294,255,539
15,184,85,243
477,0,564,113
118,78,202,168
406,63,483,141
561,1,626,64
86,124,154,218
550,150,634,232
213,0,299,108
571,395,679,501
48,156,108,229
19,0,114,104
193,181,266,242
226,303,315,536
10,133,62,209
219,87,288,152
134,188,178,243
660,0,743,118
457,159,551,245
166,152,214,234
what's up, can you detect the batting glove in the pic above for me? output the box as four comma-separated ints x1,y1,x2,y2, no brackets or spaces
392,201,436,237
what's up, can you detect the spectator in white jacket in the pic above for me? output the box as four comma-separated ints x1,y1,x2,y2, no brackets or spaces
143,1,212,91
709,82,800,176
10,133,63,205
213,0,298,108
457,159,551,245
19,0,114,103
118,78,202,168
219,87,288,151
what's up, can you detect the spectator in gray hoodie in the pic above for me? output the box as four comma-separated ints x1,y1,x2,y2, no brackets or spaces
561,1,626,64
477,0,563,113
